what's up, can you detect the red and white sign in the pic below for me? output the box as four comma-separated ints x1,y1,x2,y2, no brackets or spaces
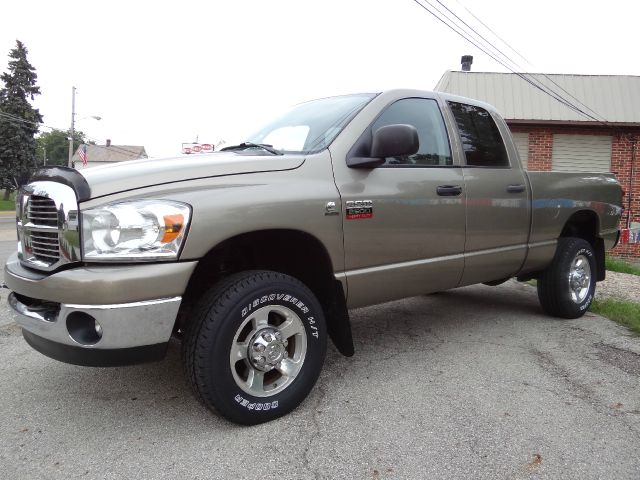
621,224,640,244
182,143,214,154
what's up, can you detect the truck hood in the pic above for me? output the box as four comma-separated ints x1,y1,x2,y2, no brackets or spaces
80,152,306,199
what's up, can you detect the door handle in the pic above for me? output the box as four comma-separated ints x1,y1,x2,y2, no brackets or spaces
436,185,463,196
506,184,525,193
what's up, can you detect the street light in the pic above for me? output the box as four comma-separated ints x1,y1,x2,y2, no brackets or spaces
67,86,101,168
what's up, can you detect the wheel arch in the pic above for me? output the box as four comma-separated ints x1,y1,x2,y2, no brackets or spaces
178,229,354,356
559,210,605,281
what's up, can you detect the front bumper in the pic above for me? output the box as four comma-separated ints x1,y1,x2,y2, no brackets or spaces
5,253,197,366
9,293,181,366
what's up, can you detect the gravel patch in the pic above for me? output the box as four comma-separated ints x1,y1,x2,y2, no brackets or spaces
596,271,640,303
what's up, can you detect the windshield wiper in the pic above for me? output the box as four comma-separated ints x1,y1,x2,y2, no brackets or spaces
220,142,283,155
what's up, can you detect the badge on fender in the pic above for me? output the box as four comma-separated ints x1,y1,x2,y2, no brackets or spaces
346,200,373,220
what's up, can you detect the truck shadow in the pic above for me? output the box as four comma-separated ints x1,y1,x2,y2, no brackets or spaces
27,282,548,427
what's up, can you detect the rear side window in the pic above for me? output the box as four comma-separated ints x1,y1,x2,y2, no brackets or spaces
372,98,452,166
448,102,509,167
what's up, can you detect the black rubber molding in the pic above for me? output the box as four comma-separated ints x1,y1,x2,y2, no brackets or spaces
22,330,168,367
29,166,91,201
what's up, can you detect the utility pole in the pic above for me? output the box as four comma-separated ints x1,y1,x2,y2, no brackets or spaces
67,86,76,168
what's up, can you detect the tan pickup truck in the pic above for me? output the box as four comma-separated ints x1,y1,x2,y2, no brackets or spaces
5,89,622,424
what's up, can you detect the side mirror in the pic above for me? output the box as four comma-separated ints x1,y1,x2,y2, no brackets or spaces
347,124,419,168
371,124,419,158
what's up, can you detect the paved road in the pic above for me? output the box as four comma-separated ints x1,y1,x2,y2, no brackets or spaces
0,220,639,479
0,211,16,242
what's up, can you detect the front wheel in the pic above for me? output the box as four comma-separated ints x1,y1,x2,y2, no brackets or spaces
182,270,327,425
537,237,596,319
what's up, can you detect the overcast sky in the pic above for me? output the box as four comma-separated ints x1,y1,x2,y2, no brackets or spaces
1,0,638,158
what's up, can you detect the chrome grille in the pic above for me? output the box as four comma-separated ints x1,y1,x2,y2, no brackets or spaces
17,181,81,271
29,231,60,262
27,196,59,226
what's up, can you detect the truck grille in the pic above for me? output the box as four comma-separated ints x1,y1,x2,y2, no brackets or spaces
27,196,59,226
17,181,81,271
28,231,60,263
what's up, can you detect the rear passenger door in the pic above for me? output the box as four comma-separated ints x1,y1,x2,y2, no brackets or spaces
446,101,530,286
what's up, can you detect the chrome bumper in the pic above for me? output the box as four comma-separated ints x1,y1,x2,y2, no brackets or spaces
4,252,194,366
9,293,181,350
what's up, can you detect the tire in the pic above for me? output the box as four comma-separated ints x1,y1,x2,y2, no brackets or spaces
182,270,327,425
537,237,596,319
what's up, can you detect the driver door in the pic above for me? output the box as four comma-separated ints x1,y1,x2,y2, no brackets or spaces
331,96,466,308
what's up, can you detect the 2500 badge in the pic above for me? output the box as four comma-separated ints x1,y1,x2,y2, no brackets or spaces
346,200,373,220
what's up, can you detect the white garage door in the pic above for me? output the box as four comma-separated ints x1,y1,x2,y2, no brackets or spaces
552,134,612,172
512,132,529,169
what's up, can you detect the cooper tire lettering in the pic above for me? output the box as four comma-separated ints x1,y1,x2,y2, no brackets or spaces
182,270,327,425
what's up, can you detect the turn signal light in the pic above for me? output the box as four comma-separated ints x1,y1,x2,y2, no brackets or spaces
162,214,184,243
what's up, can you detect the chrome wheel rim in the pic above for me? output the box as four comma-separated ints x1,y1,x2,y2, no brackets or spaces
568,254,591,303
230,305,307,398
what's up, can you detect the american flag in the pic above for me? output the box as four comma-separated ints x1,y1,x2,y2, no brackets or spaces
78,144,87,166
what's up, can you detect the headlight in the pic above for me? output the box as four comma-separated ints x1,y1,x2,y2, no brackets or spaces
82,200,191,261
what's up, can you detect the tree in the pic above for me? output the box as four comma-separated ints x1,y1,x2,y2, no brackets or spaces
0,40,42,197
36,129,92,166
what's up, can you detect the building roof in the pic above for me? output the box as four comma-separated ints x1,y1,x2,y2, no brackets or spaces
72,144,147,163
435,71,640,125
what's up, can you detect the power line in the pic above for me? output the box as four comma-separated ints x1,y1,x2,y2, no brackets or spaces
413,0,609,127
432,0,524,71
424,0,589,118
0,109,146,159
0,110,52,129
450,0,609,123
419,0,596,121
453,0,532,67
529,73,608,123
411,0,598,121
420,0,610,126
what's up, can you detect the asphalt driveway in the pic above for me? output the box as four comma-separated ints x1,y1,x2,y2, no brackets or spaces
1,272,639,479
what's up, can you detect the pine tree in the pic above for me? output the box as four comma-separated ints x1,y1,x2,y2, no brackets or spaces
0,40,43,195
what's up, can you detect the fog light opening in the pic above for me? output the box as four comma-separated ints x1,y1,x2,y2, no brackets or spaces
66,312,103,345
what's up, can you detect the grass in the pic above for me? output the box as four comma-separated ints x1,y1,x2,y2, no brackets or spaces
0,200,15,211
525,279,639,335
605,255,640,276
590,298,640,335
0,191,15,211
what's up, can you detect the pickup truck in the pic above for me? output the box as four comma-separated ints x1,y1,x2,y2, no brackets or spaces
5,89,622,425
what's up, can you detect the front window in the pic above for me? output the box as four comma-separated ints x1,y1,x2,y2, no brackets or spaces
371,98,452,166
246,94,376,154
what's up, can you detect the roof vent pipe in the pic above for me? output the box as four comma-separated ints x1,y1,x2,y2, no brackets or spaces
461,55,473,72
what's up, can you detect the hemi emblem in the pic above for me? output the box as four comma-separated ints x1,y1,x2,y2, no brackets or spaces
345,200,373,220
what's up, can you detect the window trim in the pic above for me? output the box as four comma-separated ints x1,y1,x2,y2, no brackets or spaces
376,164,462,169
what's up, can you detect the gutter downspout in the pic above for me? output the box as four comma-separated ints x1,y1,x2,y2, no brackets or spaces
628,136,637,229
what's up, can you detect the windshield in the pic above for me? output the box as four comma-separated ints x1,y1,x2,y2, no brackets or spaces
246,94,376,154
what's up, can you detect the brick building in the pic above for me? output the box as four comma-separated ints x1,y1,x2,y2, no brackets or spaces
436,71,640,258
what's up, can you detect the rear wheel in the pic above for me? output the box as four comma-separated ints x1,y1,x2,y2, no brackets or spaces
537,237,596,318
182,270,327,425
